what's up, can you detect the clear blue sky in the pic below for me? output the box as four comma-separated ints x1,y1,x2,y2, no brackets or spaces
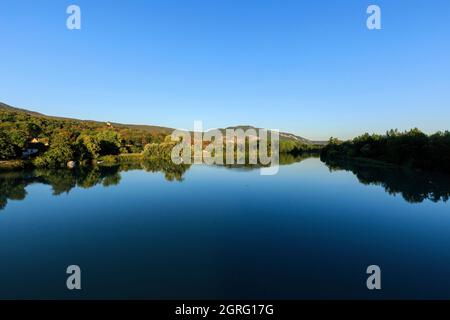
1,0,449,140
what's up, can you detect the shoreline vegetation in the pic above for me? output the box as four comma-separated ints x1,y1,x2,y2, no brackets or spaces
0,102,322,171
1,153,319,210
1,102,449,175
0,148,321,171
2,153,449,212
321,129,450,174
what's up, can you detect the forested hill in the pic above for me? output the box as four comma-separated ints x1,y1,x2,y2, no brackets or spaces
0,101,324,168
0,102,175,166
0,102,324,144
0,102,174,135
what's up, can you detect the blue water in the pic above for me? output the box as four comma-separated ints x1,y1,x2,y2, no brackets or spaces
1,157,450,299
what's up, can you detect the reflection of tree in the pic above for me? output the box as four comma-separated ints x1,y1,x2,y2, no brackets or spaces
280,153,318,165
102,173,121,187
35,169,77,195
0,172,28,210
0,160,191,210
141,159,191,182
220,152,318,171
32,166,123,195
0,166,122,210
323,158,450,203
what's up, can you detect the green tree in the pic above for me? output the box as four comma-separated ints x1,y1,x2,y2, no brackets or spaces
76,134,101,160
0,130,16,160
97,130,121,156
10,129,29,150
33,131,75,168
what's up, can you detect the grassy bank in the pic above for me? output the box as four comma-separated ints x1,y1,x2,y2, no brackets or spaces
0,154,145,171
0,160,33,171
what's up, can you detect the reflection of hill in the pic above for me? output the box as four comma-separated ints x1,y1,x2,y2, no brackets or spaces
0,160,191,210
1,154,312,210
220,153,318,171
323,158,450,203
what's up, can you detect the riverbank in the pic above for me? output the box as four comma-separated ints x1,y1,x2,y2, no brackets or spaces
0,154,144,171
0,149,314,172
0,160,33,171
95,153,144,166
320,155,399,169
320,153,450,176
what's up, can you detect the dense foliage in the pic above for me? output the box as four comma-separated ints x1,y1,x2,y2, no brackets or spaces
0,109,168,167
279,140,322,154
143,136,177,162
321,128,450,173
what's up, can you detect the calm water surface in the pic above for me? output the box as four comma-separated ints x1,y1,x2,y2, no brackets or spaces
1,157,450,299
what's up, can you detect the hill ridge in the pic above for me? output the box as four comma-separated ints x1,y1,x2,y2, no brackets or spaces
0,101,324,144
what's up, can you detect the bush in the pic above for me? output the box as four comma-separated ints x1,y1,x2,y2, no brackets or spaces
143,142,176,161
33,144,74,168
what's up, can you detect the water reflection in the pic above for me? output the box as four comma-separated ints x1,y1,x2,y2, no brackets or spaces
323,158,450,203
220,153,317,171
0,154,315,210
0,160,191,210
2,155,450,210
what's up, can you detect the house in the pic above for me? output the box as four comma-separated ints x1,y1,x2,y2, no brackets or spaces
30,137,49,146
22,148,39,158
22,138,48,158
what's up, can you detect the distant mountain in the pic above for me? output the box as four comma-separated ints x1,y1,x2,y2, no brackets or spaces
224,125,326,145
0,102,325,144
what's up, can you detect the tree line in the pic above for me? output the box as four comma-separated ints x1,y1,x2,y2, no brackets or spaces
0,108,321,169
0,110,168,167
321,128,450,174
